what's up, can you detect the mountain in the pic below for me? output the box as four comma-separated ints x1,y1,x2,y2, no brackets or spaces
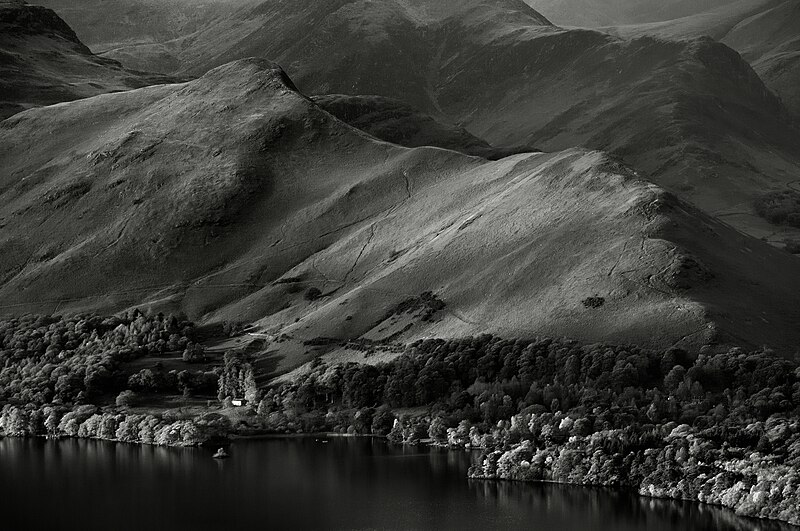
33,0,265,74
715,0,800,118
0,0,174,119
1,0,507,156
603,0,800,118
2,59,800,365
36,0,800,246
523,0,745,27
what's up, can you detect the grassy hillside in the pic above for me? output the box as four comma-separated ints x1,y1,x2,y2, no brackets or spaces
2,60,800,362
0,0,174,119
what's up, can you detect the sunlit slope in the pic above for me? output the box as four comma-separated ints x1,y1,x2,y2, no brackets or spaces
237,147,800,362
1,60,799,353
0,0,173,119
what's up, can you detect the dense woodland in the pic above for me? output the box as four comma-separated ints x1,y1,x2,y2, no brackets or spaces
255,336,800,526
0,313,226,445
1,315,799,524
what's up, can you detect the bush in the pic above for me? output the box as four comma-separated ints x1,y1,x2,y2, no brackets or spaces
785,239,800,254
304,287,322,301
582,296,605,309
221,321,245,337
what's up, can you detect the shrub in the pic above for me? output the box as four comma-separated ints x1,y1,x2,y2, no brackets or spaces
785,239,800,254
582,296,605,309
304,287,322,301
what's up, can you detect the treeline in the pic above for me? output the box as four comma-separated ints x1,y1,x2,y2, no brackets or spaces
256,335,798,432
0,311,201,405
253,335,800,526
0,404,231,446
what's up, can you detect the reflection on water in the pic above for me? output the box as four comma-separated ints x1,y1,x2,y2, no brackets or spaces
0,437,790,531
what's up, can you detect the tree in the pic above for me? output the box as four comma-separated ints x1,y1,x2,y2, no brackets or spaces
428,415,449,443
371,406,395,435
664,365,686,393
116,390,138,408
182,343,205,363
43,407,61,435
244,367,260,403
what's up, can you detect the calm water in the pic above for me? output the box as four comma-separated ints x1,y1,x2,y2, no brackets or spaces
0,436,791,531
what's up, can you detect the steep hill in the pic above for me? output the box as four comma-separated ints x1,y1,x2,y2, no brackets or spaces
2,59,800,365
37,0,800,245
0,0,173,119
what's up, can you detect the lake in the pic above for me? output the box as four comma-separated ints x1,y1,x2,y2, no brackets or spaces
0,436,791,531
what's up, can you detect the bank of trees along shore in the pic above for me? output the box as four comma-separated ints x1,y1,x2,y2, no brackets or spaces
255,336,800,526
1,314,799,525
0,312,228,446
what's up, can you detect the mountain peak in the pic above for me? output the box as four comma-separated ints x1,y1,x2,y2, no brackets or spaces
199,58,300,94
0,1,82,44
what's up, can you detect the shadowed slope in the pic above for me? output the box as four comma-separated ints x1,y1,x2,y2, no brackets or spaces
312,94,529,159
1,60,799,362
0,0,174,119
720,1,800,117
604,0,800,118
